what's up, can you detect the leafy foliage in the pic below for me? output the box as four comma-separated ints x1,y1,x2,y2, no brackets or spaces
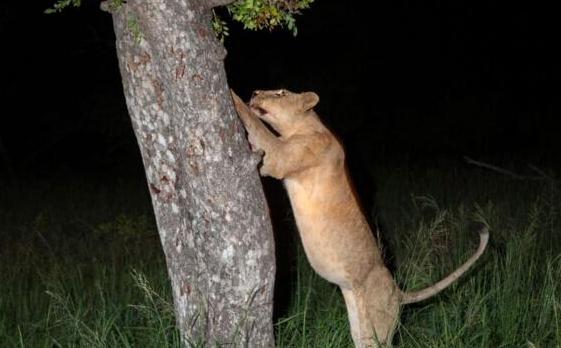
45,0,125,14
44,0,81,14
106,0,126,11
228,0,314,36
45,0,313,37
212,9,230,42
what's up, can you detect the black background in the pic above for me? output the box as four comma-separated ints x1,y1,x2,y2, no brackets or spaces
1,0,559,181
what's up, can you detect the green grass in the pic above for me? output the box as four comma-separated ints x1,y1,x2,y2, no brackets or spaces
1,162,560,347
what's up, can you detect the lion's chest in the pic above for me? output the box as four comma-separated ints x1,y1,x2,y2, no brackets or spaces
284,175,351,286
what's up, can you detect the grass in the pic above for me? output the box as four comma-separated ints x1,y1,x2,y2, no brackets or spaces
1,161,560,347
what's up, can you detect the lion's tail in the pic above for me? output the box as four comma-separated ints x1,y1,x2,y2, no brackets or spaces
400,226,489,305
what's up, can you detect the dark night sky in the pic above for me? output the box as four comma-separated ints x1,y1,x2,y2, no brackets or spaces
0,0,559,183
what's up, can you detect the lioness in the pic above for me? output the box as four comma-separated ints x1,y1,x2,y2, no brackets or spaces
231,89,488,347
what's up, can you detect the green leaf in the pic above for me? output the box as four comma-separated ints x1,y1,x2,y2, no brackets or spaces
44,0,81,14
226,0,315,36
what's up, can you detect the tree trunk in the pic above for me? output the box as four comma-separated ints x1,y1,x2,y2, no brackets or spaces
109,1,276,346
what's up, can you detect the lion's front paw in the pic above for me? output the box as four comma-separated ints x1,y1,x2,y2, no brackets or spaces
260,155,283,179
247,134,264,152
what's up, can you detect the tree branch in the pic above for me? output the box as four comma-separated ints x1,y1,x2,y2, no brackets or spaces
464,156,527,180
100,1,119,13
202,0,236,9
464,156,558,182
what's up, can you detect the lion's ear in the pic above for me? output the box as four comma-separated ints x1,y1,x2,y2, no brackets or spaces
300,92,319,111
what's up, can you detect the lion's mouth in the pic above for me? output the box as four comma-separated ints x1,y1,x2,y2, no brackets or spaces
251,105,268,116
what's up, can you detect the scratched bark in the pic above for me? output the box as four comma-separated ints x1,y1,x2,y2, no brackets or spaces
110,1,276,346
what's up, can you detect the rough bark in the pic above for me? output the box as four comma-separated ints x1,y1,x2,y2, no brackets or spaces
109,1,276,346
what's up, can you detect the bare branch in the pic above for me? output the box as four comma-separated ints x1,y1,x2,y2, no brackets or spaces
464,156,527,179
528,164,560,183
464,156,551,181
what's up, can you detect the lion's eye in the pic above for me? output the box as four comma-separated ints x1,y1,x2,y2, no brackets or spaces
276,90,286,97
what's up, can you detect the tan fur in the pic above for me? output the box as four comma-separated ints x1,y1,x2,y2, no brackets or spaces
231,89,489,347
